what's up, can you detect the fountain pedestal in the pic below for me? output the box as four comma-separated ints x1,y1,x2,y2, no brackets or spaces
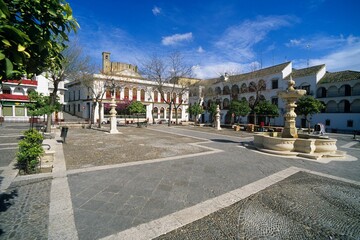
278,77,306,138
251,75,346,160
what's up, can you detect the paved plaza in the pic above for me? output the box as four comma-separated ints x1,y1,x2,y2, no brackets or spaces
0,123,360,239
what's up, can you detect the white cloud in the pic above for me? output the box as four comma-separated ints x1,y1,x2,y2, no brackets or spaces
161,32,193,46
215,15,295,61
310,40,360,71
192,62,251,79
197,46,205,53
152,6,161,16
286,35,360,51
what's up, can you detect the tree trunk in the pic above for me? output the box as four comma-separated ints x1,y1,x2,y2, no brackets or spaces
175,107,179,125
97,102,102,128
46,92,57,133
90,101,97,127
168,102,172,127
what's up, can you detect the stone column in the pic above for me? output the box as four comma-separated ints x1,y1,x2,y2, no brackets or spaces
215,104,221,130
109,94,119,134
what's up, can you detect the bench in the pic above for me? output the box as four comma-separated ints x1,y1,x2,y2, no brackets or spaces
137,121,148,128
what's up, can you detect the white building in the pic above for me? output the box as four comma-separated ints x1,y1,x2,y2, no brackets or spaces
64,52,190,124
189,62,360,133
0,75,66,122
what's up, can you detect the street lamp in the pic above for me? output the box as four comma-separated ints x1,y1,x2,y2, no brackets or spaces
105,79,119,134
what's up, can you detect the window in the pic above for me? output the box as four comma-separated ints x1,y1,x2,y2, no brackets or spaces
223,98,230,109
271,97,278,106
2,88,11,94
172,92,177,103
141,89,145,101
3,106,12,116
15,106,25,116
106,88,111,99
78,90,80,100
325,119,330,126
272,79,278,89
301,85,311,95
160,108,164,118
124,87,129,99
153,107,158,118
154,91,158,102
78,104,80,112
347,120,353,127
132,88,137,100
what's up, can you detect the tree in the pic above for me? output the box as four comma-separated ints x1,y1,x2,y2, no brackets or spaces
254,100,279,126
140,52,193,126
228,99,251,123
26,91,60,129
187,103,204,125
127,101,145,124
82,74,122,128
0,0,79,82
208,103,217,124
45,41,91,132
295,96,325,133
248,80,267,124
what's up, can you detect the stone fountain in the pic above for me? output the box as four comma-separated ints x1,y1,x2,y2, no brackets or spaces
253,76,345,160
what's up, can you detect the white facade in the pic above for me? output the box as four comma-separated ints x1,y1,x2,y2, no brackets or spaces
64,74,190,124
190,62,360,133
0,75,65,122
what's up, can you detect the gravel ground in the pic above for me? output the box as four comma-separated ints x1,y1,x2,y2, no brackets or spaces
63,127,208,170
156,171,360,239
0,178,52,239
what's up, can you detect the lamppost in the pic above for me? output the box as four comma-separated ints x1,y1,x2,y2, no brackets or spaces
106,79,119,134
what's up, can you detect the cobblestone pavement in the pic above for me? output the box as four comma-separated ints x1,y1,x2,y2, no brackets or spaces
1,123,360,240
0,178,52,239
66,126,360,240
156,171,360,239
0,123,28,168
63,127,208,170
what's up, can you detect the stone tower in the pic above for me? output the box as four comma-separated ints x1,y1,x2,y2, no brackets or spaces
102,52,111,73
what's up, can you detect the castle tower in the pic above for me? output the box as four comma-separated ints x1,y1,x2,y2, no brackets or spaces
102,52,111,73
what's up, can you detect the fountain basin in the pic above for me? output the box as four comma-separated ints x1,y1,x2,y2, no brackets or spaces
253,133,345,159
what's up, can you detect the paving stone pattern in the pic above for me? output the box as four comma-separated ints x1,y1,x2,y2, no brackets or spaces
0,178,51,239
68,155,263,240
63,127,207,170
156,171,360,239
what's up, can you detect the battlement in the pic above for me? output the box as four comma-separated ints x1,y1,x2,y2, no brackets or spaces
102,52,138,75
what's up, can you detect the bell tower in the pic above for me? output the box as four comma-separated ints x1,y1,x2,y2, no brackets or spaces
102,52,111,73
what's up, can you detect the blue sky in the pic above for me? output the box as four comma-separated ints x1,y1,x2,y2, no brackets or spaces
68,0,360,78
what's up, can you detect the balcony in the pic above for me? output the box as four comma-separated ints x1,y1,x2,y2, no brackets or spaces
3,79,37,86
0,94,29,101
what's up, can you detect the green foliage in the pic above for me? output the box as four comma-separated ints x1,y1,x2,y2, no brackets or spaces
0,0,79,81
228,99,251,117
127,101,146,114
187,103,204,116
295,96,325,119
208,103,217,117
295,96,325,132
26,91,61,119
187,103,204,124
17,129,44,174
254,100,279,118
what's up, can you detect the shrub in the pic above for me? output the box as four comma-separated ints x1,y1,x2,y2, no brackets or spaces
17,129,44,174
